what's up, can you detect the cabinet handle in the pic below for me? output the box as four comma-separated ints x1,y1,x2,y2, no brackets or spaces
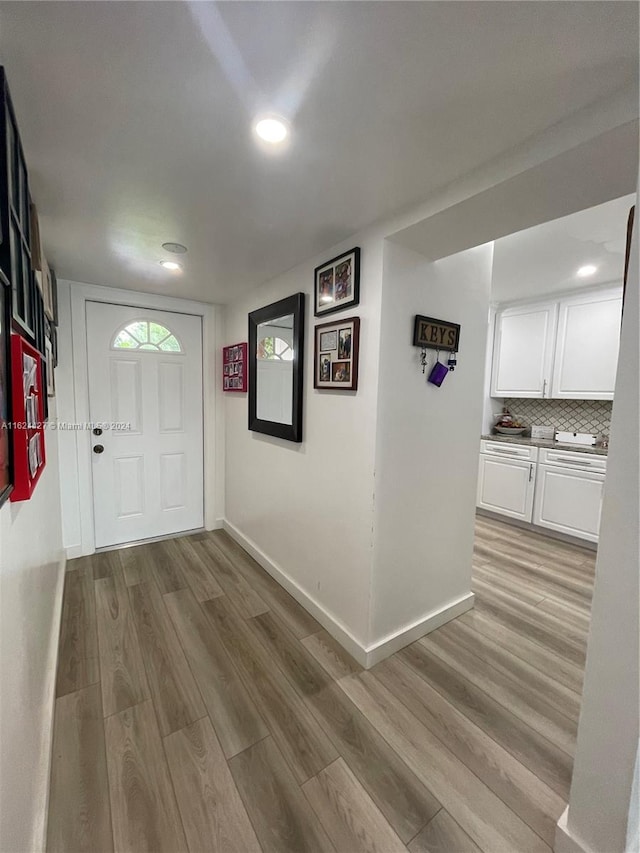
529,464,533,481
493,448,520,455
542,379,547,398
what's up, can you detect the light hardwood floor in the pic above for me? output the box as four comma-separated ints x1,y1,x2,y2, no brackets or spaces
47,516,595,852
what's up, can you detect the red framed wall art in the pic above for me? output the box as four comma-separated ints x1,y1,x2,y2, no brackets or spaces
10,333,46,501
223,342,247,392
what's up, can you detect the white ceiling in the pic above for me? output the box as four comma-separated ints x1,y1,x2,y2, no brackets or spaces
0,2,637,304
491,193,635,303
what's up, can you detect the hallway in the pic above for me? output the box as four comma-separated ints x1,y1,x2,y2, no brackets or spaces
47,517,594,853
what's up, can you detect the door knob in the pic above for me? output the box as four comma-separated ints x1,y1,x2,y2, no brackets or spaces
93,444,104,454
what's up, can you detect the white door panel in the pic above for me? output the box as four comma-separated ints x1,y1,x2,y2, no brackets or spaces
477,455,535,521
87,302,204,548
533,464,604,542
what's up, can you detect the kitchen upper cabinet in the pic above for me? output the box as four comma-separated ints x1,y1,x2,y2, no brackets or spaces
490,301,557,398
552,288,622,400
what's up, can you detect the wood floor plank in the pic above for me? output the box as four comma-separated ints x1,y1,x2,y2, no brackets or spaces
203,596,338,783
250,610,440,842
164,587,268,757
164,717,261,853
104,700,187,853
47,684,113,853
229,736,336,853
472,564,546,606
118,547,148,587
171,536,224,601
301,629,363,681
439,618,581,721
374,656,565,845
474,584,587,666
208,531,322,637
128,580,206,736
302,757,406,853
340,672,551,853
408,809,481,853
459,608,584,695
92,551,118,580
144,540,188,593
56,567,100,698
537,597,591,633
421,631,577,755
398,642,573,797
95,572,149,717
194,538,269,617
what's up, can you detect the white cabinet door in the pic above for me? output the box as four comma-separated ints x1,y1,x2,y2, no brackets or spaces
491,302,557,397
533,464,605,542
552,287,623,400
477,455,535,521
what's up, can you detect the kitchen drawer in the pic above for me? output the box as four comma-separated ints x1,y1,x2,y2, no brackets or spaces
480,440,538,462
539,448,607,473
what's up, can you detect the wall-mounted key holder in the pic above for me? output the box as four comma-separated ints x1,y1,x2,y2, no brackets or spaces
413,315,460,386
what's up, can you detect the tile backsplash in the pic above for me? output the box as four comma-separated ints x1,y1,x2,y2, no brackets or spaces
502,398,612,436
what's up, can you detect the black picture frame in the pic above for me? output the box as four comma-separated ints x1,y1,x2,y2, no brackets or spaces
314,246,360,317
412,315,461,352
248,292,305,443
0,267,13,507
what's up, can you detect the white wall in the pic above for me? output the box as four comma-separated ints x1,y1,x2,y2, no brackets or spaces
0,405,65,853
369,241,493,647
555,191,639,853
223,234,384,647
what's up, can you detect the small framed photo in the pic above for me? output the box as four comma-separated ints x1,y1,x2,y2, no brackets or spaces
314,317,360,391
314,247,360,317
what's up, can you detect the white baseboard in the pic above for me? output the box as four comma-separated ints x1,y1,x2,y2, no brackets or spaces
364,592,475,667
34,552,66,853
222,520,368,665
64,544,84,560
223,519,474,669
554,807,594,853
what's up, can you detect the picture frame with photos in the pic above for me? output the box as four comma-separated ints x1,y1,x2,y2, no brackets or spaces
222,341,247,392
314,246,360,317
314,316,360,391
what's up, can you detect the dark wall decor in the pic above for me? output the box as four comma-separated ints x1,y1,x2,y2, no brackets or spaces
314,316,360,391
0,268,12,506
314,247,360,317
413,315,460,351
248,293,305,442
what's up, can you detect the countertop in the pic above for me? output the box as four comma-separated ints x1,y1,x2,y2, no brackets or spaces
481,433,608,456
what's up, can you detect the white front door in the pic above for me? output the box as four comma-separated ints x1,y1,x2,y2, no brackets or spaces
87,301,204,548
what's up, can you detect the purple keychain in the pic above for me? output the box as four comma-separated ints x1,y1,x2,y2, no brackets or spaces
428,359,449,386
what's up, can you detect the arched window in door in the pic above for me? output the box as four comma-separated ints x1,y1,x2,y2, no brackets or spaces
257,335,294,361
111,320,183,353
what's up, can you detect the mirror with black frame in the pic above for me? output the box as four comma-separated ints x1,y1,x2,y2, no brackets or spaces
248,292,305,442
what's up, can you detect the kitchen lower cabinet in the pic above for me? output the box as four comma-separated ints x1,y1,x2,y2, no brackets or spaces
477,454,536,521
533,462,605,543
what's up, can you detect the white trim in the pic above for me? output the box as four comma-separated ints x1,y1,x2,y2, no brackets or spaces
364,592,475,667
223,519,474,668
222,519,368,664
37,553,66,853
555,808,594,853
64,280,219,555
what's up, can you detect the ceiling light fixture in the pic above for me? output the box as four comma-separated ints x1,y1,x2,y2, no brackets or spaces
162,242,188,254
254,116,289,144
160,260,182,272
577,264,597,277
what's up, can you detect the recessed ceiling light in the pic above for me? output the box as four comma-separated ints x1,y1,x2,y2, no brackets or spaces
162,242,188,254
254,116,289,144
577,264,597,277
160,260,182,272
